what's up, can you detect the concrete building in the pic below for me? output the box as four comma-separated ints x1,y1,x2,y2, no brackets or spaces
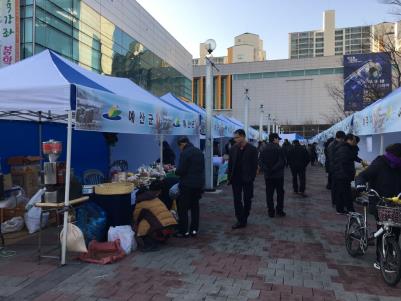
194,33,266,66
193,56,344,137
17,0,192,99
289,10,401,59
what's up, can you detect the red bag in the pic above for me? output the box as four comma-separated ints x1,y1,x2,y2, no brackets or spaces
79,239,126,264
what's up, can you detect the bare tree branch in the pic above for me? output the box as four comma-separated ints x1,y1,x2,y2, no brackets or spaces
379,0,401,15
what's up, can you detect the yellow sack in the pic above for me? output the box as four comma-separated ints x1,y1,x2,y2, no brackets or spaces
60,223,88,253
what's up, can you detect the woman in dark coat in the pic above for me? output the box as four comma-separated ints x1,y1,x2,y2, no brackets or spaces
356,143,401,269
161,141,176,165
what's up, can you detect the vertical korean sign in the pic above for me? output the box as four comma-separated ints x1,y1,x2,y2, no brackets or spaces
0,0,19,67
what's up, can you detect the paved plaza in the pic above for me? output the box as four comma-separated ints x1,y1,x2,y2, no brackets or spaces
0,166,400,301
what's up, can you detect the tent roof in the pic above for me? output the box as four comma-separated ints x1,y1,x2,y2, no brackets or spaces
159,92,198,113
0,50,188,117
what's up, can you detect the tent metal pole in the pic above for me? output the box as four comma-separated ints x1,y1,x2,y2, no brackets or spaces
61,110,72,265
38,111,42,167
380,134,384,155
159,134,163,171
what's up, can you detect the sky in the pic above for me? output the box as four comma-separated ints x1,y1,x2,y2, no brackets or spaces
136,0,401,60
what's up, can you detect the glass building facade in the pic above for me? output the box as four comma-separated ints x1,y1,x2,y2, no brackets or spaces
19,0,192,99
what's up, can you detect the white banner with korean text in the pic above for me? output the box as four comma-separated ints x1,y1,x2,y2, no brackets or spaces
0,0,19,67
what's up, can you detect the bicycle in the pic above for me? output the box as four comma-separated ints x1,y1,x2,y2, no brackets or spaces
344,189,401,286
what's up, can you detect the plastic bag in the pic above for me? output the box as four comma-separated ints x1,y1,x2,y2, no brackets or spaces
76,202,107,245
107,225,135,254
24,206,49,234
60,223,88,253
1,216,24,234
169,183,180,200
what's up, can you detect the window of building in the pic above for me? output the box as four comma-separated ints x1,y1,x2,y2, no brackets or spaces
250,73,263,79
351,27,362,34
305,69,320,76
362,26,371,32
235,74,250,80
319,68,334,75
334,68,344,74
276,71,291,77
263,72,276,78
290,70,305,76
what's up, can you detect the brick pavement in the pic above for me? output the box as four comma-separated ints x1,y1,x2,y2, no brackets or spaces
1,166,400,300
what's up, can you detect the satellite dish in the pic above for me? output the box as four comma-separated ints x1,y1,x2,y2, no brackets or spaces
204,39,216,54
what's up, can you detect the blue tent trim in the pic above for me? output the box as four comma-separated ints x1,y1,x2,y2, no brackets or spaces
49,51,112,94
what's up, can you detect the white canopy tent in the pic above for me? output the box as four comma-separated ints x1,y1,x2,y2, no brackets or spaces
0,50,198,264
311,86,401,161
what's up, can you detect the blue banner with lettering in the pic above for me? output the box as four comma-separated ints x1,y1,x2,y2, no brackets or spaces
343,53,392,111
75,85,199,136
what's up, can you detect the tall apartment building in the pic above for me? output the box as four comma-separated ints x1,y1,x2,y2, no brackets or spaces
193,33,266,65
289,10,401,59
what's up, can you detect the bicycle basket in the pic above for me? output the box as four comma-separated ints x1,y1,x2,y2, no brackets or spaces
377,205,401,226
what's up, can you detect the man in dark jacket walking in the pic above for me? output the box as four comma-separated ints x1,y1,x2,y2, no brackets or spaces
327,131,346,206
287,140,310,196
282,139,292,167
324,137,335,189
332,134,356,214
175,137,205,237
259,133,286,217
227,129,258,229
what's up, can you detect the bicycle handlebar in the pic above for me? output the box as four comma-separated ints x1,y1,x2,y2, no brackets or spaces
366,189,401,205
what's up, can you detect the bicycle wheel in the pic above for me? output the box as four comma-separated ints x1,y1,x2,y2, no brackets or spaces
380,236,401,286
345,217,365,257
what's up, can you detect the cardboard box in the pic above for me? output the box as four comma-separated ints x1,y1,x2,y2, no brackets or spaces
3,174,12,191
7,156,41,197
7,156,41,166
11,172,40,198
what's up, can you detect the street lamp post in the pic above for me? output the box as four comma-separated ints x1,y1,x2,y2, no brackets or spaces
259,104,264,141
266,114,271,135
204,39,216,191
244,88,250,137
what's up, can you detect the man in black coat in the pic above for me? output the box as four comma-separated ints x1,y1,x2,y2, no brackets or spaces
332,134,356,214
327,131,346,206
259,133,286,217
287,140,310,196
281,139,292,167
227,129,258,229
324,137,335,189
175,136,205,237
